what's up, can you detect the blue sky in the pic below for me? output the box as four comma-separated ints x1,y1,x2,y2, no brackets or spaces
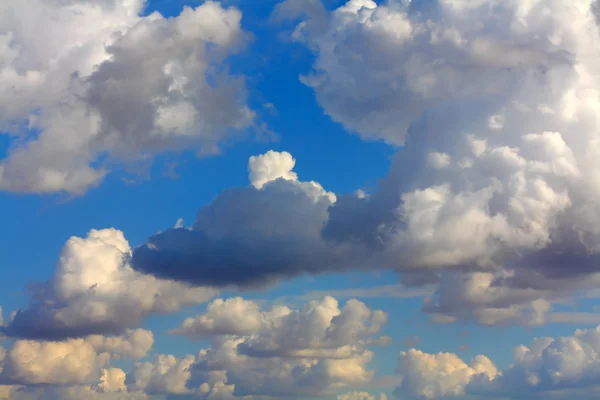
2,0,600,399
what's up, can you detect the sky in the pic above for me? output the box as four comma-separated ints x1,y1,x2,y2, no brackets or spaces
2,0,600,399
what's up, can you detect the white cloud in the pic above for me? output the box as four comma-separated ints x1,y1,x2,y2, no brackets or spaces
128,354,196,395
267,0,600,324
88,329,154,360
169,297,291,339
0,0,255,194
248,150,299,189
3,228,217,339
99,368,127,393
0,329,153,387
0,338,110,385
337,391,387,400
395,325,600,399
132,296,386,398
171,296,387,359
396,349,497,399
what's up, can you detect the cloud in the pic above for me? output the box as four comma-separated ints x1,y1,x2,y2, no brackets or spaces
0,329,152,387
2,229,216,340
0,339,110,385
0,0,255,194
394,325,600,399
131,150,350,288
469,325,600,397
126,0,600,319
127,354,196,395
131,296,386,398
248,150,298,189
396,349,497,399
265,0,600,324
337,391,387,400
299,284,434,301
87,329,154,360
168,297,292,339
171,296,387,359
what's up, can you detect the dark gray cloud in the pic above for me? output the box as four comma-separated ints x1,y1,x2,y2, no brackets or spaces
131,178,363,288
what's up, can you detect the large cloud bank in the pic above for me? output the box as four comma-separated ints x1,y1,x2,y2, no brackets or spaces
0,296,389,399
0,0,254,194
131,0,600,325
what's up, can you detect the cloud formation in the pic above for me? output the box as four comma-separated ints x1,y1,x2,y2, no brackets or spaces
396,325,600,399
0,0,254,194
2,229,216,340
131,150,348,288
0,328,151,388
129,296,388,398
125,0,600,322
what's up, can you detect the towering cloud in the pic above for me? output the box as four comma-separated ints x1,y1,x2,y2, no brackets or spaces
0,0,254,194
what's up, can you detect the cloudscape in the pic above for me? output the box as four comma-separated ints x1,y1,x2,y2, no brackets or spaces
2,0,600,399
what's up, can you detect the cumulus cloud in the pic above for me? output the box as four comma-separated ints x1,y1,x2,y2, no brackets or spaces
0,0,255,194
248,150,298,189
127,354,196,395
131,150,347,288
169,297,291,339
396,325,600,399
264,0,600,324
338,391,387,400
87,329,154,360
0,329,152,387
123,0,600,319
2,229,216,340
0,338,111,385
129,296,386,398
171,296,387,359
396,349,497,399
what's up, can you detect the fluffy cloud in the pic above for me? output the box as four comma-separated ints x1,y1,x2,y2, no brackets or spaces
172,296,387,358
0,338,110,385
338,392,387,400
131,150,347,288
127,354,196,395
422,271,554,326
0,0,254,194
129,296,386,398
395,325,600,399
2,229,216,340
87,329,154,360
266,0,600,324
169,297,291,339
128,0,600,319
470,325,600,397
396,349,497,399
248,150,299,189
0,329,152,386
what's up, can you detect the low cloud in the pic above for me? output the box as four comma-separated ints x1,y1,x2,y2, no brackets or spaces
395,325,600,399
2,229,216,340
